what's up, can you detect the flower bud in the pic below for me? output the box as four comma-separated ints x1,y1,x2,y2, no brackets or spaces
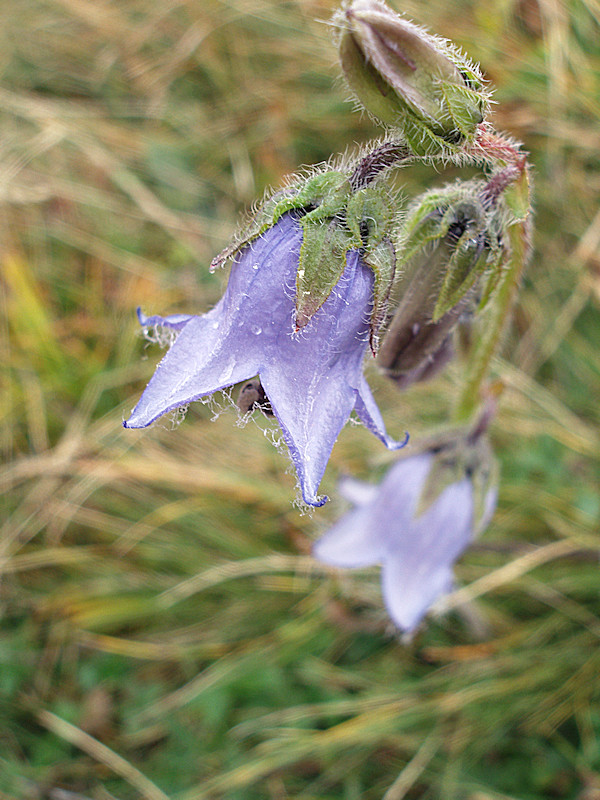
389,333,455,390
377,181,507,384
336,0,489,155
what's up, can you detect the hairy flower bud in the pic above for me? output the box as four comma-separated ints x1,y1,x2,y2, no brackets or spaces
377,181,508,385
336,0,489,155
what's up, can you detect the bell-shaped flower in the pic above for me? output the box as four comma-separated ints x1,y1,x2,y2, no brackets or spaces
313,437,497,632
124,213,405,507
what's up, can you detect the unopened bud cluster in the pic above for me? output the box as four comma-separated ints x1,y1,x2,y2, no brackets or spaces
377,181,509,386
336,0,490,155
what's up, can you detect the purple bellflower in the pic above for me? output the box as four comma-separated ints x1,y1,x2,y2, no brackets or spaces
124,213,405,507
313,448,497,632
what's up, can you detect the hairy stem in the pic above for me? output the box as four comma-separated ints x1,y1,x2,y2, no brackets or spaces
349,140,412,189
454,218,531,422
466,124,527,168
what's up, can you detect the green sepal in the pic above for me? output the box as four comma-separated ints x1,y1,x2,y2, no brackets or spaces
210,171,352,272
471,443,499,534
502,166,531,223
432,234,489,322
397,190,490,323
346,186,392,246
293,173,364,328
296,185,398,339
295,217,358,329
273,171,352,226
477,245,509,311
346,187,396,349
362,237,396,351
393,189,449,243
402,115,459,158
440,81,486,139
399,190,461,260
415,434,497,523
416,443,466,518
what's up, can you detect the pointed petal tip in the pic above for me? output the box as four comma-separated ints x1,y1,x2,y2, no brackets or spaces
387,431,410,451
303,493,329,509
381,591,428,634
123,407,155,429
382,563,454,634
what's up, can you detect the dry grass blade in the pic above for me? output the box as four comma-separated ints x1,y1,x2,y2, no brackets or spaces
444,540,581,611
382,732,440,800
36,711,170,800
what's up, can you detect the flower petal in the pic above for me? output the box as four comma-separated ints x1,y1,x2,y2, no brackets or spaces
124,218,304,430
312,503,385,567
381,557,454,632
377,474,474,630
258,248,375,506
137,309,195,330
373,452,434,528
354,375,408,450
263,364,357,506
124,313,260,428
338,476,379,506
124,213,402,506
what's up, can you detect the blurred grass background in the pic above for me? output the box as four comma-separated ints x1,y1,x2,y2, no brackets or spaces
1,0,599,798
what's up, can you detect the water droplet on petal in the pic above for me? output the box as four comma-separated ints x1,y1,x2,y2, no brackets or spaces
251,324,262,335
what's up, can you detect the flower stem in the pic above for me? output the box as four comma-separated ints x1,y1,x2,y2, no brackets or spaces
466,124,527,169
453,218,531,422
349,140,412,189
349,125,525,191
